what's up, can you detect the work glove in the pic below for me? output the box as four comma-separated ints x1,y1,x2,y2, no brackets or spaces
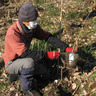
65,47,75,53
46,51,60,59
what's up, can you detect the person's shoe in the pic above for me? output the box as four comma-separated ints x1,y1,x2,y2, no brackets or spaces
24,90,42,96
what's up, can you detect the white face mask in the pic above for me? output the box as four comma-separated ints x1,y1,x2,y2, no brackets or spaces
27,20,38,29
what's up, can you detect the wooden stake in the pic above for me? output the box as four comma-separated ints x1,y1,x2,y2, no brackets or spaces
57,48,60,74
59,0,63,38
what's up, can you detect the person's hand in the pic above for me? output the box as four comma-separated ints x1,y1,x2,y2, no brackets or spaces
46,51,60,59
65,47,75,53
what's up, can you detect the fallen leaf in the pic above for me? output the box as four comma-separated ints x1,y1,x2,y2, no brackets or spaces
89,82,93,87
2,73,7,78
74,94,78,96
10,87,15,91
72,83,76,90
73,72,81,76
83,90,87,95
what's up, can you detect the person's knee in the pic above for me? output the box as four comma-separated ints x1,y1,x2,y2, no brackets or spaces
23,58,34,68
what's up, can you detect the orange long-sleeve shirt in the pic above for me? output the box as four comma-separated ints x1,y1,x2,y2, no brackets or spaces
2,20,50,65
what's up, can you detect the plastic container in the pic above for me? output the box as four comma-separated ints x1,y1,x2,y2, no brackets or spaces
60,52,79,68
66,53,79,68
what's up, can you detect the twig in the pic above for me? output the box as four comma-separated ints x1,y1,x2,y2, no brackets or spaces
86,87,96,95
60,57,67,81
59,0,63,38
57,0,63,75
73,37,78,52
72,85,80,96
61,67,63,81
57,48,60,74
73,9,92,51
